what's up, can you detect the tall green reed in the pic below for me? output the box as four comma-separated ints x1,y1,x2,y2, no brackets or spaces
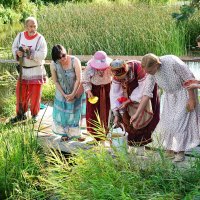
1,2,187,58
37,2,186,57
0,123,45,199
27,146,200,200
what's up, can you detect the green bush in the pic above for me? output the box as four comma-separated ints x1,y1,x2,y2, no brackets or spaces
0,0,37,26
0,0,20,9
42,77,55,102
186,11,200,47
0,71,16,117
9,146,200,199
0,123,46,199
0,5,21,24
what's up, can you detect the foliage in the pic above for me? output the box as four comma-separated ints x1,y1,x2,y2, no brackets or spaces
8,145,200,199
0,0,37,26
31,0,67,4
0,0,20,9
172,0,200,23
15,1,38,22
185,11,200,48
0,95,16,117
35,2,186,57
3,2,200,57
172,4,195,22
0,71,16,116
0,107,199,199
0,5,21,24
136,0,170,4
42,77,55,102
191,0,200,9
0,123,46,199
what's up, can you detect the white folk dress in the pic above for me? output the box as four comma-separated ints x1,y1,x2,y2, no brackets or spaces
144,55,200,152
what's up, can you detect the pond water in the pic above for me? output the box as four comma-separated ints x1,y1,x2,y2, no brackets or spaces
187,62,200,102
159,62,200,112
187,62,200,80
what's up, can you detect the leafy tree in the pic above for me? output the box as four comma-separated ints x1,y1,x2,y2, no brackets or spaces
172,0,200,22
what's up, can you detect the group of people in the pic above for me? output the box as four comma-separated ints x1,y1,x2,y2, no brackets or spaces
11,16,200,162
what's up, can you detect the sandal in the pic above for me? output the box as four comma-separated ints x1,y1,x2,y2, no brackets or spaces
77,137,86,142
60,136,70,142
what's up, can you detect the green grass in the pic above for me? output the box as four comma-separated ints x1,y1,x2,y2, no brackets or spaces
8,145,200,200
1,1,200,60
0,1,190,59
41,77,55,102
0,70,16,117
1,118,200,199
0,2,200,199
0,123,46,199
37,2,186,57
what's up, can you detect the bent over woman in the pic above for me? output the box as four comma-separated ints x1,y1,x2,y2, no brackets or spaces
110,59,160,146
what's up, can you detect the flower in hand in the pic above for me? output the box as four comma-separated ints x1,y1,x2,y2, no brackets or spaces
117,96,128,103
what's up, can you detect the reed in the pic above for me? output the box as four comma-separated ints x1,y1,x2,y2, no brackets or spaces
0,2,187,59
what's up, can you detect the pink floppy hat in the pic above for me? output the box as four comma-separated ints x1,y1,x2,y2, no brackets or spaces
88,51,112,70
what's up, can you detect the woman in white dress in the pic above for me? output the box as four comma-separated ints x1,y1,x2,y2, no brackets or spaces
130,53,200,162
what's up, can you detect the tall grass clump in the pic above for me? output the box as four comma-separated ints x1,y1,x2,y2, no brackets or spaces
0,2,187,58
36,2,186,57
0,123,46,199
185,11,200,47
21,146,200,199
42,77,55,102
0,70,16,116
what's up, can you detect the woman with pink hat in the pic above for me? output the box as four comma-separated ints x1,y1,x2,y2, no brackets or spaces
82,51,112,140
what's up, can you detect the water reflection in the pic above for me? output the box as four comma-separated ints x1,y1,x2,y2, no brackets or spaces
187,62,200,80
160,62,200,113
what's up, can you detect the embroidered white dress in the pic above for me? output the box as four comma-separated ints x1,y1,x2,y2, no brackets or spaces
144,55,200,152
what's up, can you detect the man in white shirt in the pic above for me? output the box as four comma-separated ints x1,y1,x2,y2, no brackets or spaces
11,16,47,123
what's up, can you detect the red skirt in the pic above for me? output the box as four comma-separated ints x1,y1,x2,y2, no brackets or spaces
123,85,160,146
86,83,111,140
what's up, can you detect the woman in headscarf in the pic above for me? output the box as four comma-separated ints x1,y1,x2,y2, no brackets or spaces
130,53,200,162
110,59,160,147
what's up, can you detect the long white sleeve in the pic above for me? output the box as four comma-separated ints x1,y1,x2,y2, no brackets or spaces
33,35,47,62
129,76,146,103
110,80,124,110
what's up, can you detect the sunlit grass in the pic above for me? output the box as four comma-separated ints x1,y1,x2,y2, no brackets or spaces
12,144,200,200
42,77,55,102
37,2,186,57
0,1,188,60
0,123,46,199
